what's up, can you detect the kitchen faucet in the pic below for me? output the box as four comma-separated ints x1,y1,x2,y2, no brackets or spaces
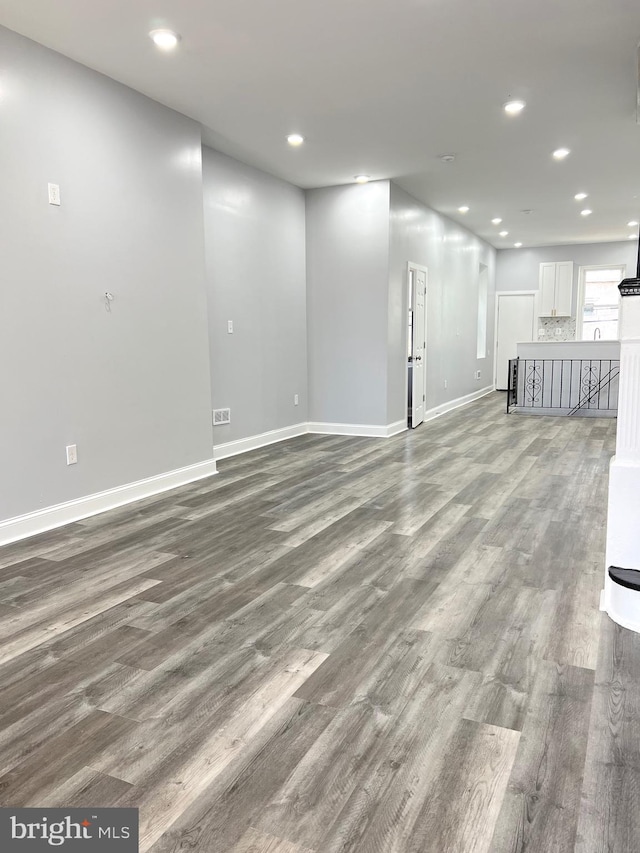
593,327,601,340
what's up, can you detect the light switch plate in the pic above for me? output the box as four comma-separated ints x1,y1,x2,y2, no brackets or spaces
227,320,233,334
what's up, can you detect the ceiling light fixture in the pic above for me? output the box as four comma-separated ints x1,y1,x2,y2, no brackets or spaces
553,148,571,160
286,134,305,147
503,100,526,115
491,217,502,225
628,220,639,227
574,193,588,201
514,242,523,248
499,230,509,237
458,206,469,213
149,29,180,50
580,209,592,216
354,175,370,184
439,154,456,163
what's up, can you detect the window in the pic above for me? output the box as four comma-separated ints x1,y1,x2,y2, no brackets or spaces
477,264,488,358
577,266,625,341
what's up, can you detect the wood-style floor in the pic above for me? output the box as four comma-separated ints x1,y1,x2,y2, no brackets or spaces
0,393,637,853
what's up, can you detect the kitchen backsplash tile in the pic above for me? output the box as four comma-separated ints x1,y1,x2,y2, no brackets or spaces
537,316,576,341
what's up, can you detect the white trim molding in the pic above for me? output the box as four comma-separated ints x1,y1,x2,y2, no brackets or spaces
214,423,308,460
1,394,497,546
0,458,218,547
576,263,626,342
307,421,406,438
386,419,407,438
423,385,494,423
216,419,408,453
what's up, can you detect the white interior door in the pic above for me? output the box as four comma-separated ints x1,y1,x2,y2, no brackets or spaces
411,268,427,427
495,293,536,390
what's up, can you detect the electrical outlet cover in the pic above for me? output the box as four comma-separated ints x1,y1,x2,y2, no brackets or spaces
48,183,61,206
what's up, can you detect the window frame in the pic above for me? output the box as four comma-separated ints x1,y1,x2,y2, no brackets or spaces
576,264,626,341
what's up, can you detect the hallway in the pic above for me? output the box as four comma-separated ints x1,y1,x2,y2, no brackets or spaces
0,394,635,852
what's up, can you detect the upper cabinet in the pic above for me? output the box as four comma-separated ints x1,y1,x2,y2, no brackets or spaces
538,261,573,316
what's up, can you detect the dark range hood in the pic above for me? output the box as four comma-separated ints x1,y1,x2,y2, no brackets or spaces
619,236,640,296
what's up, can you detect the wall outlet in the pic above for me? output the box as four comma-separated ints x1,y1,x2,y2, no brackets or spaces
66,444,77,465
227,320,233,334
294,394,299,406
475,369,482,380
555,328,563,336
48,183,61,206
538,328,545,337
213,408,231,425
443,379,448,389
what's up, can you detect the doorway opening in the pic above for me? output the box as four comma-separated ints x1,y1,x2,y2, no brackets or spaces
494,291,537,390
407,263,428,428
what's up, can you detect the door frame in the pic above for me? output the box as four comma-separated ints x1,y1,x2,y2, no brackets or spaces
493,290,538,388
406,262,428,426
575,263,626,341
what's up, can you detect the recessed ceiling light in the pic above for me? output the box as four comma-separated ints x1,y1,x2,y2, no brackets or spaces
149,29,180,50
354,175,370,184
286,134,305,147
553,148,571,160
627,220,639,227
491,217,502,225
580,209,592,216
574,193,588,201
439,154,456,163
458,206,470,213
514,242,523,248
499,230,509,237
503,100,526,115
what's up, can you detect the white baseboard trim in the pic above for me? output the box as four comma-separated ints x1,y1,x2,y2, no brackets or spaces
214,422,309,460
0,390,494,547
216,419,408,451
386,419,408,438
423,385,495,423
308,421,399,438
0,458,218,547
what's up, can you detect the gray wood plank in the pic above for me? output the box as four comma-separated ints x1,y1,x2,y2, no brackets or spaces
0,393,623,853
488,661,595,853
574,621,640,853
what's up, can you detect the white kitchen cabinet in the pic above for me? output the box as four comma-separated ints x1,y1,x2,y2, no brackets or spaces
538,261,573,316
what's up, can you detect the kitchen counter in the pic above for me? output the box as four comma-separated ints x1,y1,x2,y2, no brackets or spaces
517,340,620,360
513,340,620,416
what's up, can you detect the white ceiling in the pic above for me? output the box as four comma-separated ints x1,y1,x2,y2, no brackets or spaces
2,0,640,248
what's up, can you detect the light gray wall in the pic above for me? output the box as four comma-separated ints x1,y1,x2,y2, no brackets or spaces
306,182,391,426
388,183,497,423
0,26,213,522
202,147,307,446
496,240,637,314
